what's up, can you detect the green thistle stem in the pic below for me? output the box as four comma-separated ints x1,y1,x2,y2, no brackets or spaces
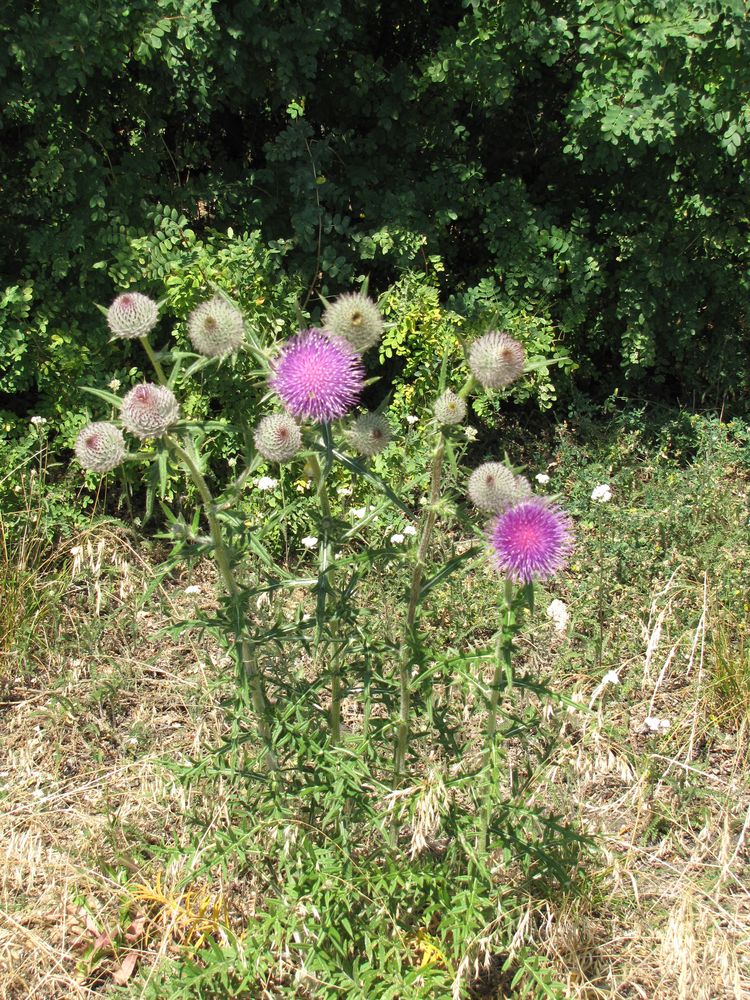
139,335,168,386
393,428,447,783
308,453,341,743
478,579,515,855
165,434,277,769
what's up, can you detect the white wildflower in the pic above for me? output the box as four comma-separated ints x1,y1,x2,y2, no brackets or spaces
403,525,418,537
535,473,550,484
406,414,418,425
603,670,620,686
256,476,278,491
591,483,613,503
643,716,671,733
390,533,405,545
30,415,47,426
108,378,122,392
301,536,318,549
337,487,353,496
184,585,201,595
545,599,569,633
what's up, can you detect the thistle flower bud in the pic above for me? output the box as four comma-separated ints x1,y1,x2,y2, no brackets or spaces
468,461,528,513
346,412,393,457
434,389,466,425
187,296,245,358
323,292,383,354
75,422,127,473
107,292,159,340
468,331,525,390
254,413,302,462
121,383,179,439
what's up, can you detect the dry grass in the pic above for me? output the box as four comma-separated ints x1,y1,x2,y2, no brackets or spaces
2,443,750,998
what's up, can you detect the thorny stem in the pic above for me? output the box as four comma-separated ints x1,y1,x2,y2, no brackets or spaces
393,428,447,783
308,453,342,744
165,434,277,769
478,579,515,855
392,373,475,787
139,335,168,387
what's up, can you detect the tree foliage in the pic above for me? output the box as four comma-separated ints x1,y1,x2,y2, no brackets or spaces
1,0,748,422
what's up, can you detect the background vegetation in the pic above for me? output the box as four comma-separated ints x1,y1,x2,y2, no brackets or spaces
2,0,749,447
2,2,750,997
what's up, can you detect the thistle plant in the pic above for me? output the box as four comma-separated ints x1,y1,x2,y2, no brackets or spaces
73,284,575,865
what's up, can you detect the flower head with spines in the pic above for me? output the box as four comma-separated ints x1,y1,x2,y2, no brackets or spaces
270,329,364,423
434,390,466,426
121,383,180,439
488,499,573,583
254,413,303,463
347,412,393,457
75,422,127,472
107,292,159,340
323,292,383,354
468,462,530,513
468,331,525,390
187,296,245,358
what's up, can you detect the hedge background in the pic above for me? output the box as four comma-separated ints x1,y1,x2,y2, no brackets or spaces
2,0,749,433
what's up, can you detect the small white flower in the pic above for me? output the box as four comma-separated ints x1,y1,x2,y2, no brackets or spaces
643,716,671,733
464,426,478,442
336,487,353,496
603,670,620,686
591,484,613,503
108,378,122,392
184,585,201,595
403,525,418,536
535,473,550,484
406,414,418,425
70,545,82,557
30,415,47,426
545,599,569,633
301,536,318,549
256,476,278,491
390,533,405,544
352,506,368,519
227,456,237,468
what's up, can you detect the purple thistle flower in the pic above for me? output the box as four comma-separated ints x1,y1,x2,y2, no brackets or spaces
269,329,365,423
488,499,573,584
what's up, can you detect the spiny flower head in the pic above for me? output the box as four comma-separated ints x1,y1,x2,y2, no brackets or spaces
187,296,245,358
75,422,127,473
347,411,393,457
270,328,364,422
323,292,383,353
254,413,302,462
488,499,573,584
468,462,529,513
107,292,159,340
121,383,180,439
434,389,466,425
468,331,525,390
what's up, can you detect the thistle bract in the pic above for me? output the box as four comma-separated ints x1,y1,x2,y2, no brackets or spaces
434,390,466,425
468,462,529,512
121,383,180,439
270,329,364,423
107,292,159,340
488,499,573,583
323,292,383,354
468,331,525,390
187,296,245,358
75,422,127,473
347,412,393,457
254,413,302,462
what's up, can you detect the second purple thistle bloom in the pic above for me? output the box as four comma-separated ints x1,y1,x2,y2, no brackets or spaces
489,499,574,584
270,329,365,423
